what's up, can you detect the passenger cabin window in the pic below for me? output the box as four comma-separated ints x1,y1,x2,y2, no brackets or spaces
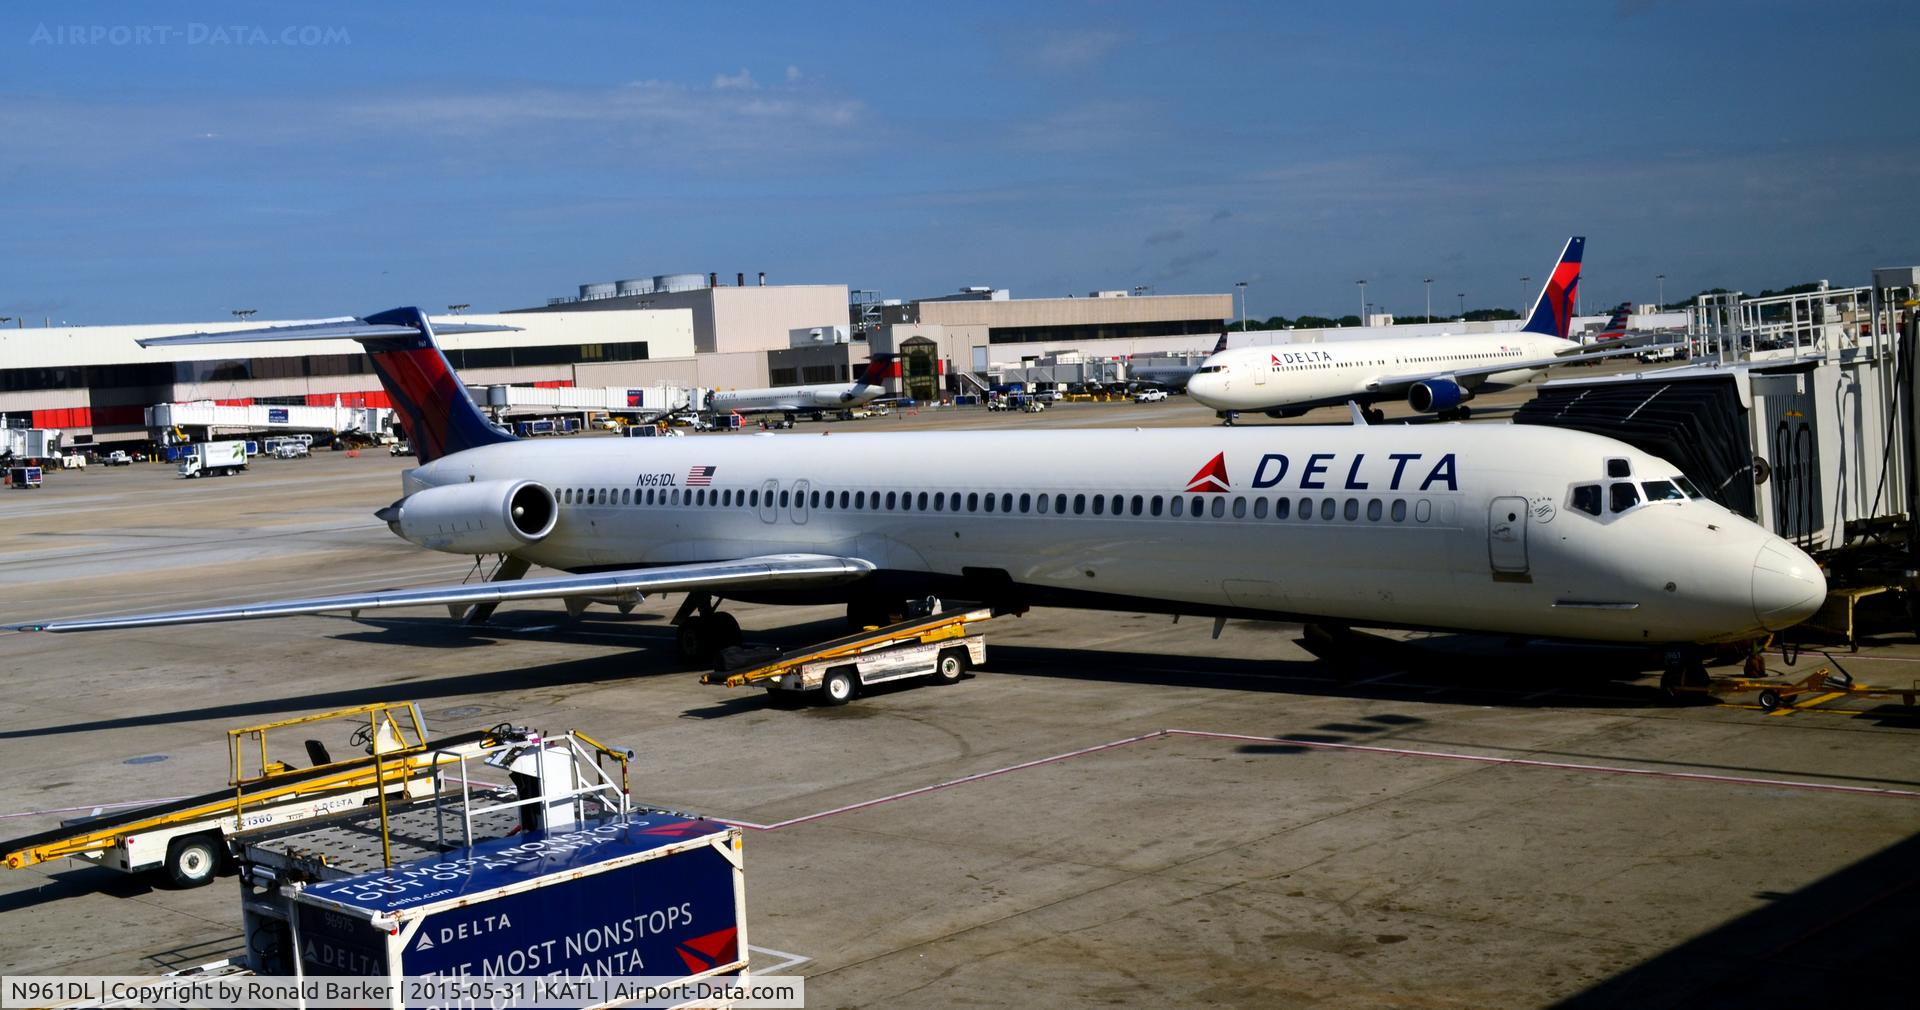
1609,482,1640,512
1571,484,1602,516
1642,480,1684,502
1607,458,1633,478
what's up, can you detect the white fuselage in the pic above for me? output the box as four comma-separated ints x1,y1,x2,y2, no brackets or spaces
1188,332,1579,413
399,426,1824,645
708,381,880,416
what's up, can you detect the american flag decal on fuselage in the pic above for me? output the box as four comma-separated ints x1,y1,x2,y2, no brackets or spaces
686,465,717,486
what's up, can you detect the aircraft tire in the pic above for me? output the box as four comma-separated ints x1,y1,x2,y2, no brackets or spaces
710,612,742,651
676,619,714,665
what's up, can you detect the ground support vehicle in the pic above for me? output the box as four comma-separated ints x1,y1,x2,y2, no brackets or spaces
705,607,991,706
1,703,492,888
7,465,42,488
1661,663,1917,713
104,450,133,466
177,440,248,478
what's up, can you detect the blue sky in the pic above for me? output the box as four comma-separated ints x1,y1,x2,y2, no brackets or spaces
3,1,1915,324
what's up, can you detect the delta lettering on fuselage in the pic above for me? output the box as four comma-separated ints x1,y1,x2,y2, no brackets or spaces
1271,350,1335,366
1249,451,1457,492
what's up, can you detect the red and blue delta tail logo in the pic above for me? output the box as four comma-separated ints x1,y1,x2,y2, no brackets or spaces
856,353,899,385
1520,236,1585,338
360,307,514,464
1186,452,1230,493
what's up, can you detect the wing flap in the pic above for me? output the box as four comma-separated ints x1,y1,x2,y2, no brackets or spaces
11,554,872,633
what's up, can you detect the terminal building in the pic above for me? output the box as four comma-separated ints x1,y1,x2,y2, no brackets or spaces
0,310,690,447
2,272,1241,448
871,288,1234,401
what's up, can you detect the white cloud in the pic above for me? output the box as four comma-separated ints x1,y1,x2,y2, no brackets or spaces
786,65,802,82
713,68,757,90
1020,28,1124,70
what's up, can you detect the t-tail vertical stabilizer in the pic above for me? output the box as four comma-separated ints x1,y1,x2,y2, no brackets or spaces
138,307,520,464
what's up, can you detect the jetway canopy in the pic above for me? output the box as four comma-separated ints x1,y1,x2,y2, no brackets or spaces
146,401,391,435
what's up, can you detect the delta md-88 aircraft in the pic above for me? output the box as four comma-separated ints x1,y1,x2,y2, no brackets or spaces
705,354,895,422
13,307,1825,672
1189,237,1617,423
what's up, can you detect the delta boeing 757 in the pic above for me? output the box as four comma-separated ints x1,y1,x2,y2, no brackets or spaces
12,308,1825,681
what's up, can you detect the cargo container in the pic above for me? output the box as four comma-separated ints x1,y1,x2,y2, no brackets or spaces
284,814,747,1004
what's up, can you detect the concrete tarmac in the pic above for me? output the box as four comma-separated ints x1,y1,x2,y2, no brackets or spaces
2,392,1915,1008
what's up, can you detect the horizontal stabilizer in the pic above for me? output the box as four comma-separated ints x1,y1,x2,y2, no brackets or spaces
138,318,519,348
10,554,874,633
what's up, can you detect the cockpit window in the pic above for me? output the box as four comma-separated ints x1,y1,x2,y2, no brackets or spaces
1571,484,1602,516
1672,475,1704,499
1642,480,1685,502
1606,458,1632,478
1609,482,1641,513
1195,364,1227,374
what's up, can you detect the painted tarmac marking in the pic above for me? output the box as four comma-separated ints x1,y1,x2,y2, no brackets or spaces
17,727,1913,837
708,726,1920,833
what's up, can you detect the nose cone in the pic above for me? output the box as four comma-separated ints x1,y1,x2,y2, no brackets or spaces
1752,538,1826,631
1187,372,1223,408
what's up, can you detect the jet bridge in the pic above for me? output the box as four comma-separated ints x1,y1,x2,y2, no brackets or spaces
1514,268,1918,560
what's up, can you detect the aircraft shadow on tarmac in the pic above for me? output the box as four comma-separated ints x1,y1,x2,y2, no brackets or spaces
1549,830,1920,1010
985,632,1675,712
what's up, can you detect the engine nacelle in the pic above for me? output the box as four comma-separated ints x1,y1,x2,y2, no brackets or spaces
1408,377,1468,413
383,479,557,555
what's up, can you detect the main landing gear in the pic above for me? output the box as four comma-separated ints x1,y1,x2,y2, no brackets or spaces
673,592,742,664
1434,406,1473,421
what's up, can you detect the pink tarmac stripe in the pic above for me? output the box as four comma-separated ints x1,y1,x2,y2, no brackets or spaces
712,726,1919,832
13,729,1912,832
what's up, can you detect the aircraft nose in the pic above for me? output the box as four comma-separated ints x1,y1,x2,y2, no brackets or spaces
1752,537,1826,631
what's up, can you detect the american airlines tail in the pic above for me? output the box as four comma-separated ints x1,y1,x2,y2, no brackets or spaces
1590,302,1631,344
1519,236,1585,338
137,308,521,464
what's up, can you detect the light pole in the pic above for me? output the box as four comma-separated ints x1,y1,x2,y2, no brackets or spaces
1355,279,1367,324
1423,278,1433,324
1456,293,1465,319
1235,281,1248,331
1657,273,1666,309
1519,277,1530,317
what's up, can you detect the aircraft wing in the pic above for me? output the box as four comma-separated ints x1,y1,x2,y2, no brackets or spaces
9,554,873,633
138,318,520,348
1363,344,1645,396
